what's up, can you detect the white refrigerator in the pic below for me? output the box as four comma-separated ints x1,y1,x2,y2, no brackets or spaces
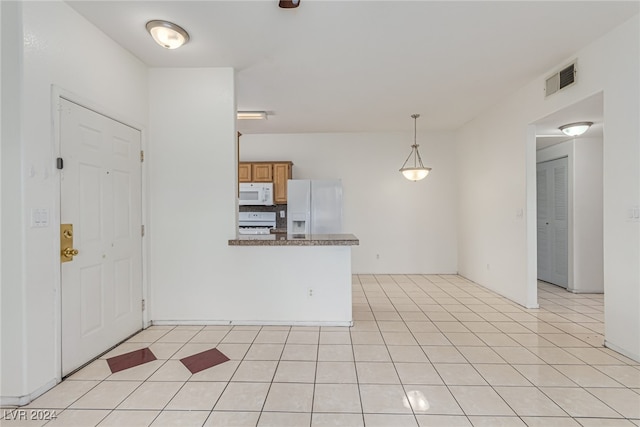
287,179,343,235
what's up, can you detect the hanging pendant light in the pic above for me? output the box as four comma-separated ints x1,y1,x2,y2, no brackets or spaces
400,114,431,181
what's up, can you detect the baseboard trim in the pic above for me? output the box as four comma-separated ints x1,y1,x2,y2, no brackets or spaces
604,340,640,363
151,319,353,327
568,288,604,294
0,379,58,407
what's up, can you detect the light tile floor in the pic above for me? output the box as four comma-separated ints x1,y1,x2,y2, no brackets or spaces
2,275,639,426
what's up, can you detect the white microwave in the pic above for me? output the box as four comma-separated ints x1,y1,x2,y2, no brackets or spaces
239,182,274,206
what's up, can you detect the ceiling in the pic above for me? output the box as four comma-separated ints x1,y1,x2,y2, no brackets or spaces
66,1,638,134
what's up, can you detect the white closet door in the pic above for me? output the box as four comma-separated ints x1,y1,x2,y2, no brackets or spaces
537,157,568,287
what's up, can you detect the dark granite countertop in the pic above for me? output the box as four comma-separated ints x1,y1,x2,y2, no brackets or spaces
270,228,288,234
229,233,359,246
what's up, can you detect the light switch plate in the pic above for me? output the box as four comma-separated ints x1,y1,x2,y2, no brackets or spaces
30,208,49,228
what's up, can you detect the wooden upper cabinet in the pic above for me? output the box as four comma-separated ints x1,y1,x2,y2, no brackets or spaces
252,163,273,182
273,162,293,204
238,161,294,203
238,163,252,182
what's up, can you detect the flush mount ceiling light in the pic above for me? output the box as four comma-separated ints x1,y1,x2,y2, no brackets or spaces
279,0,300,8
237,111,268,120
399,114,432,181
559,121,593,137
146,20,190,49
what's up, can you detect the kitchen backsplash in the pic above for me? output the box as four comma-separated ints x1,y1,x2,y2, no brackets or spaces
239,204,288,229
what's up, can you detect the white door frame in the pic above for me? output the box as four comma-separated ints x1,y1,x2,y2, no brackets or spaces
525,125,539,308
51,85,149,381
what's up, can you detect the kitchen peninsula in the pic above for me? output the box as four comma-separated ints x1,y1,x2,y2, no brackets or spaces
228,233,359,326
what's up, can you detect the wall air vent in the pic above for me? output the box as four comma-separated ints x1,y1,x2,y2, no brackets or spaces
545,61,577,97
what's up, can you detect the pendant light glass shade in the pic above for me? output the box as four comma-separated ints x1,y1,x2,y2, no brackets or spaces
146,20,190,49
401,167,430,181
400,114,431,181
559,121,593,137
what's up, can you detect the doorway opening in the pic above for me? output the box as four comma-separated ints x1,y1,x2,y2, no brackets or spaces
532,92,604,294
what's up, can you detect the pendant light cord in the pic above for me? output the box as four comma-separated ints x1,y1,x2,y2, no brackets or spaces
402,146,416,168
401,114,424,168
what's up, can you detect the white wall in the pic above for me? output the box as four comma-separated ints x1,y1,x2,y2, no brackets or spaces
537,137,604,293
1,0,26,405
147,68,237,321
457,104,535,306
1,0,148,403
457,15,639,360
574,137,604,293
240,132,458,274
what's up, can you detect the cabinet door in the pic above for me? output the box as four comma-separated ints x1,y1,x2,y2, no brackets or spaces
273,162,292,204
252,163,273,182
238,163,252,182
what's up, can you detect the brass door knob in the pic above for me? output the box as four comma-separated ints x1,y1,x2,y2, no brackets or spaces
62,247,79,258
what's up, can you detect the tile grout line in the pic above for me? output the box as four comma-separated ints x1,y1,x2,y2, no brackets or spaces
352,274,367,427
174,324,237,427
375,274,477,423
415,274,515,424
307,324,321,427
254,324,292,425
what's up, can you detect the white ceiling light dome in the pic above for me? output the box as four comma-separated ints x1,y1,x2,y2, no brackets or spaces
559,121,593,137
146,20,190,49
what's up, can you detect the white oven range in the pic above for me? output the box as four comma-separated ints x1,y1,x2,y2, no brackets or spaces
238,212,276,235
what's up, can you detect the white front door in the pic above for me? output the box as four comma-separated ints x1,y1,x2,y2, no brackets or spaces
60,98,143,376
537,157,568,287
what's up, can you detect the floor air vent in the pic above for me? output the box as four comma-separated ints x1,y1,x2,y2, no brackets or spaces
545,61,576,97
